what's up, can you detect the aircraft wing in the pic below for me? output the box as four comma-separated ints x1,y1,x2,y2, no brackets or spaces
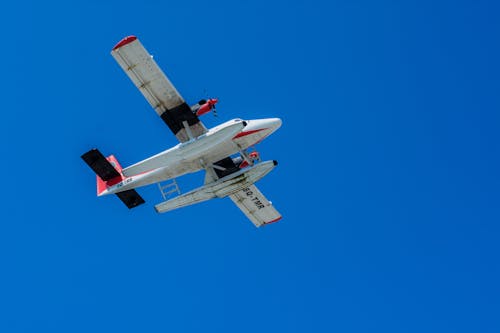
111,36,207,142
229,184,282,227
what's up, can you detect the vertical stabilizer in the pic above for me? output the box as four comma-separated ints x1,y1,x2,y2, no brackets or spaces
81,149,145,209
95,155,124,195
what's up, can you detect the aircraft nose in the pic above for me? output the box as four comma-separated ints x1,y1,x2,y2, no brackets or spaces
270,118,282,130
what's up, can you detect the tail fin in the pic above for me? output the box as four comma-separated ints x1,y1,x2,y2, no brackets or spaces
96,155,124,195
81,149,145,209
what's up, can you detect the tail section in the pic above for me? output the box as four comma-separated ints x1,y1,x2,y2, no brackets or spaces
96,155,123,195
81,149,145,209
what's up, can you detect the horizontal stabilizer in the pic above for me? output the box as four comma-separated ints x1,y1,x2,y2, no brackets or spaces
82,149,145,209
81,149,120,181
116,189,145,209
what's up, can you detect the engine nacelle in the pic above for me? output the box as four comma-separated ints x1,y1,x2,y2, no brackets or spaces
194,98,218,116
238,151,260,169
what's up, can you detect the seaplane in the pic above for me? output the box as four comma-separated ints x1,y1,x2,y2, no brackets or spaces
81,36,282,227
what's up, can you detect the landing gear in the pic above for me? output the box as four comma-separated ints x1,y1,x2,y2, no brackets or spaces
157,178,181,201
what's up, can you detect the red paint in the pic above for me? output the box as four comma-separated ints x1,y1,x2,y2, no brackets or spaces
239,160,249,169
196,98,218,116
239,151,260,169
249,151,259,159
97,176,108,195
233,128,267,139
112,35,137,50
106,175,123,186
96,155,126,195
106,155,123,172
265,216,282,224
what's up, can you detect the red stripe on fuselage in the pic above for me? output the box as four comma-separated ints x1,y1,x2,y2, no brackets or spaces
233,128,267,139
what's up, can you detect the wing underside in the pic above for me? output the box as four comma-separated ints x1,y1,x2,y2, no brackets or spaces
229,184,281,227
111,36,206,142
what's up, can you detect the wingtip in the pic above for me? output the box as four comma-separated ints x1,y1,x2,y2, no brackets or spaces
265,216,282,225
112,35,137,51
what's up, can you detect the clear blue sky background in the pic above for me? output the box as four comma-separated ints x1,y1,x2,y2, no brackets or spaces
0,0,498,332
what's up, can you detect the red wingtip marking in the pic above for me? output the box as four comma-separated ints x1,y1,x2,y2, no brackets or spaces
112,35,137,50
265,216,282,224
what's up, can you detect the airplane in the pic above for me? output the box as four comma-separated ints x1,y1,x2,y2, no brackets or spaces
81,36,282,227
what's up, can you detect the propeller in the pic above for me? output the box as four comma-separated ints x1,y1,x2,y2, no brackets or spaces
249,151,261,162
211,98,218,117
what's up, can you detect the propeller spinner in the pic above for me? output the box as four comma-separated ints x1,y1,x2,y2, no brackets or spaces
196,98,218,116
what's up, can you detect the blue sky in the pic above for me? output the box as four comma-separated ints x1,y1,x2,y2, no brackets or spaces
0,0,499,332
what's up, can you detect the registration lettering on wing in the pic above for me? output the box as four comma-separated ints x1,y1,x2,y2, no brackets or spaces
241,187,265,209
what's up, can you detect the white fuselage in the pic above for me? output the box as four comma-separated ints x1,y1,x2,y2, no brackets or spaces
99,117,282,196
